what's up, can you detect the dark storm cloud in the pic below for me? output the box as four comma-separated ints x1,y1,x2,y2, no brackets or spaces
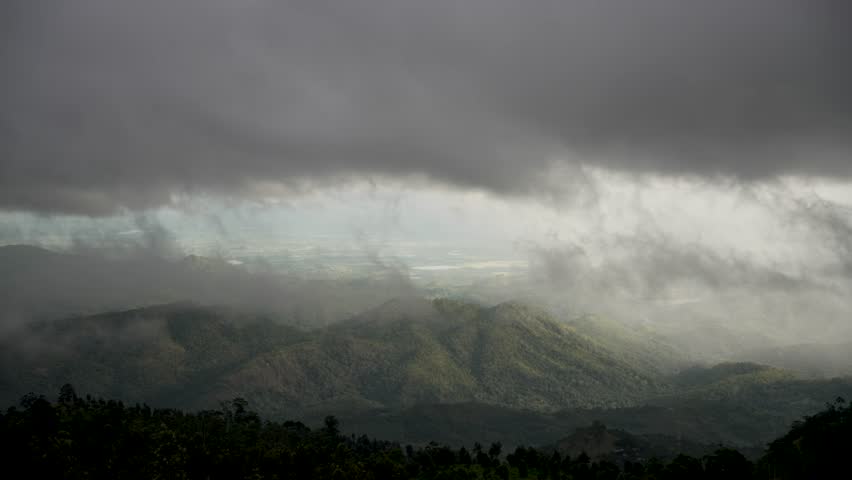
2,0,850,214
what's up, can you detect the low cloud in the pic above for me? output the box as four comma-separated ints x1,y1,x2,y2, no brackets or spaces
522,221,852,350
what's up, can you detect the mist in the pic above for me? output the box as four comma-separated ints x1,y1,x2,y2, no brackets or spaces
0,229,419,334
3,173,852,373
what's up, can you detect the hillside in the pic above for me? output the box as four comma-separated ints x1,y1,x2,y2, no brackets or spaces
0,303,307,408
5,299,852,450
338,373,852,449
735,342,852,378
543,421,717,463
167,298,665,417
1,299,663,417
566,314,687,376
336,362,852,448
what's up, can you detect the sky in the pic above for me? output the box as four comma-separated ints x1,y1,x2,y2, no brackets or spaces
2,1,851,347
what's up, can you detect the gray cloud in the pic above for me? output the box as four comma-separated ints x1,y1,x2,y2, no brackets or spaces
1,0,850,214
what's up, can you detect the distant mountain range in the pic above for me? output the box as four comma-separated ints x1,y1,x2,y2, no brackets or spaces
4,243,852,452
3,297,852,451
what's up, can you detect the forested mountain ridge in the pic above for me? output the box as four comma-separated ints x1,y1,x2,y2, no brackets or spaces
1,299,663,417
4,299,852,452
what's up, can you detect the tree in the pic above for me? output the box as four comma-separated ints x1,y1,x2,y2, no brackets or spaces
664,454,704,480
58,384,77,405
703,448,752,480
488,441,502,463
458,446,472,465
323,415,340,436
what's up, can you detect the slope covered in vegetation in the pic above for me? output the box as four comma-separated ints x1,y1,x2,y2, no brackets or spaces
1,299,663,417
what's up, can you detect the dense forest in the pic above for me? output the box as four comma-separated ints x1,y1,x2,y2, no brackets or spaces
2,385,847,479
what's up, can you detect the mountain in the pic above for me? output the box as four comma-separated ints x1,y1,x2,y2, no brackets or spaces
644,363,852,445
337,361,852,448
339,373,852,449
4,298,852,450
566,314,686,376
0,303,307,408
735,342,852,378
184,298,665,417
542,421,720,463
1,299,663,416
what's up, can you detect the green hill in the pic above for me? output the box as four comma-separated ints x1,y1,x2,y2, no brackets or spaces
0,303,307,408
2,299,662,417
194,298,664,417
567,314,687,376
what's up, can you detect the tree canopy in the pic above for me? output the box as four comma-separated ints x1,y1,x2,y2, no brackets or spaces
1,384,848,479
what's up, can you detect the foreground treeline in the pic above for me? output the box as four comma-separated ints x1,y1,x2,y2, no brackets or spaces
0,385,848,479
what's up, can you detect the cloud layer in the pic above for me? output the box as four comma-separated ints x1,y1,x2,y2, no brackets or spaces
2,0,850,214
